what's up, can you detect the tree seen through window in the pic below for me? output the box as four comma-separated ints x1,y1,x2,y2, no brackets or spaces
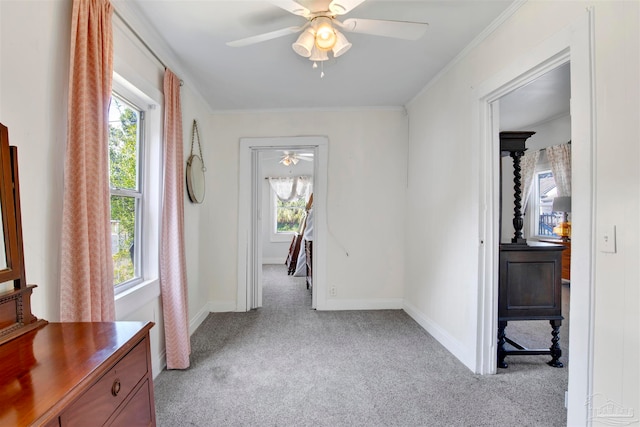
108,95,141,286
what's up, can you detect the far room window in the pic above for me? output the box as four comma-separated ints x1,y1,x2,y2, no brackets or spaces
109,93,143,288
268,176,312,243
274,194,307,234
533,170,561,237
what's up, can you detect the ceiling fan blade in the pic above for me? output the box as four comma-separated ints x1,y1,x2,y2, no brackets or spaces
338,18,428,40
226,26,305,47
267,0,311,17
329,0,367,15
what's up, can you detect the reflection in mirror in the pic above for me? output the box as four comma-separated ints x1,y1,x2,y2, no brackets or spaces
0,195,5,270
0,123,20,283
186,154,205,203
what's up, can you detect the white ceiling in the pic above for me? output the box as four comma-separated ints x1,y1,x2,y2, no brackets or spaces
115,0,570,128
500,63,571,130
115,0,516,111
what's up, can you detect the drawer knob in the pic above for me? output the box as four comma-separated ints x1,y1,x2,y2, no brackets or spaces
111,379,121,397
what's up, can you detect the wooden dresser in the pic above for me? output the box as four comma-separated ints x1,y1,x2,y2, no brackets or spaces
0,321,156,426
0,126,156,425
539,238,571,281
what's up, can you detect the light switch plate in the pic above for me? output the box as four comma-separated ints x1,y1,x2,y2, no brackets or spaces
600,225,617,253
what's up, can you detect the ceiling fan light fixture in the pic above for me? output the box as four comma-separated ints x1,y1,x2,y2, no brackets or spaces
292,28,315,57
313,17,337,51
280,154,299,166
309,45,329,62
328,0,366,15
332,30,352,57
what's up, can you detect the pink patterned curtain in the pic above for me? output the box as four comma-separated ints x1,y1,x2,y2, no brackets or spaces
161,69,191,369
60,0,115,322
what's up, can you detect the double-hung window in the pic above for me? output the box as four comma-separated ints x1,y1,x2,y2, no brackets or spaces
274,194,306,233
532,169,561,237
108,94,143,288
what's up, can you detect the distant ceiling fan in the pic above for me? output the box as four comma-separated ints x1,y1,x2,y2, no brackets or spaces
280,151,313,166
227,0,428,65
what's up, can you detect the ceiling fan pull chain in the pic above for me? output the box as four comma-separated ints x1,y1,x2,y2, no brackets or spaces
190,119,206,172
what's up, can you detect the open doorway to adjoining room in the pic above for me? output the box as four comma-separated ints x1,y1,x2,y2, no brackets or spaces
237,136,328,312
260,148,315,309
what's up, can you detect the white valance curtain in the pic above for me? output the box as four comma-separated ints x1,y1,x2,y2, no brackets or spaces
546,143,571,197
268,176,312,202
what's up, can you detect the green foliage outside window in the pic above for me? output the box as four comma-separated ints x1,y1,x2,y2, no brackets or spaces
276,198,306,233
109,97,139,286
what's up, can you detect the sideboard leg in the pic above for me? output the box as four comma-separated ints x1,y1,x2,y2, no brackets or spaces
547,319,564,368
497,320,508,368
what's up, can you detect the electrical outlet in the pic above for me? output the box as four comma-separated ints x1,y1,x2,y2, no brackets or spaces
330,287,337,297
600,225,617,253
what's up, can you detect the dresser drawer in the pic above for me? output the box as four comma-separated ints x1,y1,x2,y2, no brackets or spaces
108,379,154,427
60,337,149,426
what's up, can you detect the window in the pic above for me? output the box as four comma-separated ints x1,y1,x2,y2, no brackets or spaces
274,194,307,234
533,170,561,237
109,94,143,288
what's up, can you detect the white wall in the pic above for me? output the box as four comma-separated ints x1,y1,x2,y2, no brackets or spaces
203,109,408,309
0,0,71,323
0,0,211,377
405,0,638,425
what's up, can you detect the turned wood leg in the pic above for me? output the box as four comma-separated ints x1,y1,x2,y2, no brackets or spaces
547,319,564,368
497,320,508,368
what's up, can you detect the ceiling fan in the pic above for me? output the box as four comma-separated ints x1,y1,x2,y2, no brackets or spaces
227,0,428,65
280,151,313,166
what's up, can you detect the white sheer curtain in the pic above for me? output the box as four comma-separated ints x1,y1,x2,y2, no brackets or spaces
521,149,541,213
546,143,572,196
268,176,312,202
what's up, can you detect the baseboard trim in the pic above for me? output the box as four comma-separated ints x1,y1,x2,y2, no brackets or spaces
403,301,475,371
321,298,403,311
208,301,237,313
152,350,166,379
189,304,211,336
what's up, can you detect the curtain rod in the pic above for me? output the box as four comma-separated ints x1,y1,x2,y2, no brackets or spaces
264,175,312,179
112,9,183,86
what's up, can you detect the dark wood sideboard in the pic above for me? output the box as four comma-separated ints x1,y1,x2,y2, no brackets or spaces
498,242,565,368
497,131,565,368
0,321,156,426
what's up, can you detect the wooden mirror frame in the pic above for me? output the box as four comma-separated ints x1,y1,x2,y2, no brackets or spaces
0,123,46,344
0,123,21,283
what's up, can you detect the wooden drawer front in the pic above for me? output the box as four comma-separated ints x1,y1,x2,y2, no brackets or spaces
108,379,154,427
61,338,149,426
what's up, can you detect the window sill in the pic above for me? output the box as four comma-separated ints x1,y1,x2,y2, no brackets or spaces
115,278,160,320
270,233,295,243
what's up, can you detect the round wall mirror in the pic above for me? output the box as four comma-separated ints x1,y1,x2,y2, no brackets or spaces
186,154,205,203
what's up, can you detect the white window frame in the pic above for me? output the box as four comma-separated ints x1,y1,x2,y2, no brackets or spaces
269,188,304,243
531,168,559,238
111,75,161,297
110,92,144,291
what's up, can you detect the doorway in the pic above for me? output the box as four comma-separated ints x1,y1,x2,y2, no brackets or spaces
495,63,571,376
259,148,315,308
237,136,328,312
474,11,595,426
